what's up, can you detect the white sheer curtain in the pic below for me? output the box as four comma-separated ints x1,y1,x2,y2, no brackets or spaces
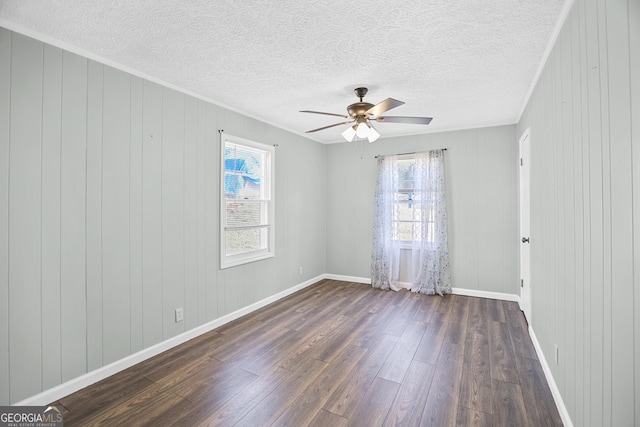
371,150,452,295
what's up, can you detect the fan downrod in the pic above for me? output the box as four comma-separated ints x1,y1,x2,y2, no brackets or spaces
354,87,368,101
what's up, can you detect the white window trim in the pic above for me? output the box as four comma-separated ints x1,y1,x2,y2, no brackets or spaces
220,133,275,269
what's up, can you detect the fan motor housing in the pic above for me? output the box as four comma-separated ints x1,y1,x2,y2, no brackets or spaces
347,102,375,118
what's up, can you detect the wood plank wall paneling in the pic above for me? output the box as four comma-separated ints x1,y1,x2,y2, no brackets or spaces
102,66,132,365
130,76,144,354
631,0,640,422
141,80,164,348
86,58,104,372
8,31,43,404
184,96,198,332
204,103,219,323
0,28,10,406
60,50,88,384
517,0,638,424
161,88,185,341
0,28,326,404
325,125,519,295
41,44,63,391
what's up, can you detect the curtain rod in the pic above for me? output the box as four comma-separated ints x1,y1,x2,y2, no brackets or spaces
374,148,447,159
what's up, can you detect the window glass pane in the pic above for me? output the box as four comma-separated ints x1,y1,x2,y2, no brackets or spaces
225,228,265,255
224,143,266,200
397,159,414,191
226,201,264,228
397,201,414,221
393,222,414,241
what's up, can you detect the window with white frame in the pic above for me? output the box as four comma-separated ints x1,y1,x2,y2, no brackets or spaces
220,134,274,269
392,156,435,244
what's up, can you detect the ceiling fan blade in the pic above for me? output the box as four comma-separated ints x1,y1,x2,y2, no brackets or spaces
366,98,405,116
300,110,350,119
305,121,353,133
375,116,433,125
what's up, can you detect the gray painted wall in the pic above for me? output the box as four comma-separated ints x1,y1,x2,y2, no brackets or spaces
517,0,639,424
0,28,326,404
325,125,519,295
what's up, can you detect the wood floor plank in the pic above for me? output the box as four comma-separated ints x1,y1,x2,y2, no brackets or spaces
459,332,492,413
419,341,465,427
381,293,422,337
413,306,450,364
142,350,214,385
455,405,493,427
241,328,306,375
196,365,298,426
128,330,225,377
211,323,292,362
309,409,350,427
348,377,400,427
170,359,257,404
171,369,259,426
504,302,538,360
277,313,352,371
247,283,325,323
377,320,428,383
349,302,401,349
383,360,436,426
515,356,564,426
323,334,398,418
59,370,155,423
289,294,351,332
466,297,489,336
491,379,528,426
218,325,302,373
341,287,380,317
75,385,192,427
487,298,506,323
310,315,374,363
446,295,469,344
411,291,440,324
272,345,368,426
233,357,328,426
488,320,520,383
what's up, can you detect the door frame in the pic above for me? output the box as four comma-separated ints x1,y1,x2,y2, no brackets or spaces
519,128,531,323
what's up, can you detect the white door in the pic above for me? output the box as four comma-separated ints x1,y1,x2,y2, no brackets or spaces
519,128,531,323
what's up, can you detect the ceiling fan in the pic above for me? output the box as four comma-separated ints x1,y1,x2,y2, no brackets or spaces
301,87,433,143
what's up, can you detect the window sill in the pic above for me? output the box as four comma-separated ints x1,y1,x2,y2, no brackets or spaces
221,251,274,269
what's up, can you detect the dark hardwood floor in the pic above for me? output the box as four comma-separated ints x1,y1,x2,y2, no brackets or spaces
52,279,563,426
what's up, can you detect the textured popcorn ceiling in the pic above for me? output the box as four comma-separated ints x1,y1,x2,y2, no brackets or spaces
0,0,565,143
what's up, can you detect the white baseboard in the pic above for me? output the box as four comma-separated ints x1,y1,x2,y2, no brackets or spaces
451,287,520,303
323,274,521,303
528,327,574,427
323,274,371,284
15,274,325,406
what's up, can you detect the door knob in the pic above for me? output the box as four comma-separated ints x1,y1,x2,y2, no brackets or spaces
522,237,530,243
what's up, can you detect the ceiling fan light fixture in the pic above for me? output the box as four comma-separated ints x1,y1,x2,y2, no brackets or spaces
300,87,432,141
356,121,369,138
367,125,380,143
341,125,356,142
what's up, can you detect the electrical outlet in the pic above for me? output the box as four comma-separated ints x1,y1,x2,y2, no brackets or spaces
299,266,303,276
175,307,184,323
554,344,559,366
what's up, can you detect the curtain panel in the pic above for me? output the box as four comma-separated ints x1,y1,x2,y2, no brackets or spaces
371,150,452,296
